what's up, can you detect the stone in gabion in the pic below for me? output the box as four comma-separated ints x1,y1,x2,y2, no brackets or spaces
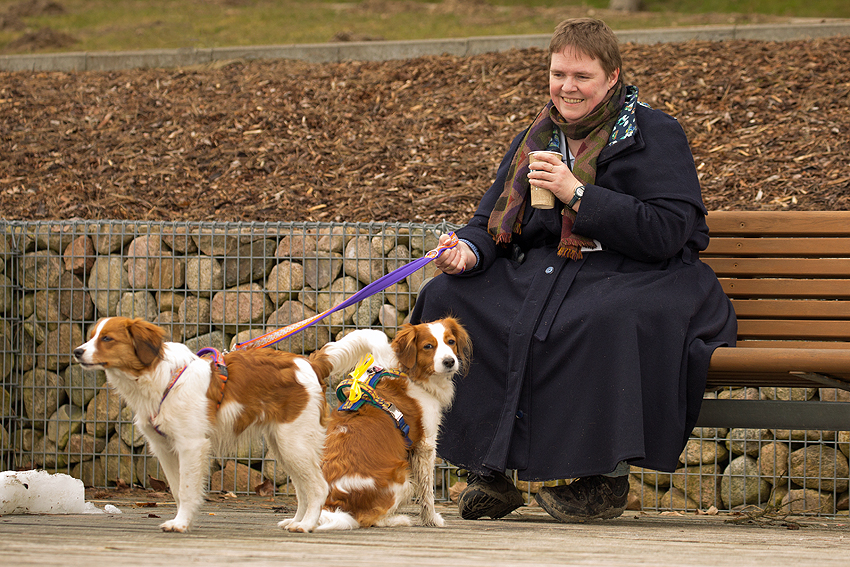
88,256,130,317
720,455,771,508
71,456,107,488
211,282,273,334
117,406,146,448
1,385,13,418
46,403,85,450
262,454,288,487
760,387,817,401
343,236,385,285
717,387,763,401
85,388,122,438
265,261,305,305
781,488,835,514
135,453,163,490
157,290,186,313
178,295,213,340
774,429,836,442
672,464,723,509
303,252,343,290
0,273,15,314
681,438,729,466
658,486,699,511
630,466,672,488
758,441,790,479
210,460,264,493
66,432,106,460
725,428,769,457
788,445,850,493
629,474,662,510
21,250,63,290
153,311,182,342
64,363,106,408
222,239,277,287
839,431,850,459
64,234,96,276
35,323,85,372
22,367,66,422
101,435,137,487
185,255,224,298
116,290,158,322
819,388,850,403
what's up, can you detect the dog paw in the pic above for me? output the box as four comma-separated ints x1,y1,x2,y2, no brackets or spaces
422,512,445,527
278,519,313,533
160,519,190,533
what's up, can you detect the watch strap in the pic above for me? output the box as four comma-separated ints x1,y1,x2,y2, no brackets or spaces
567,185,585,209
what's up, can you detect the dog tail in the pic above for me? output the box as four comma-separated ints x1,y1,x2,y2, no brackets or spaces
309,329,395,379
315,508,360,531
307,349,334,390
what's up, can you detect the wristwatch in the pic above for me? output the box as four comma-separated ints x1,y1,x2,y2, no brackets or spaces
567,185,585,209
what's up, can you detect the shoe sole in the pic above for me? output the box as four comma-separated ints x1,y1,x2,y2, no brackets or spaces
458,489,525,520
534,491,626,523
459,493,523,520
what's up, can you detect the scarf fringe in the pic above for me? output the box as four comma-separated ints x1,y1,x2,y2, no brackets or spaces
558,243,583,260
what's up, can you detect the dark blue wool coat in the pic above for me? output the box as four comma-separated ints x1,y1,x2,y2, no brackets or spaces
411,103,737,481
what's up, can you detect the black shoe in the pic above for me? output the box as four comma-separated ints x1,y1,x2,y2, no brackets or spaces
458,471,524,520
535,475,629,523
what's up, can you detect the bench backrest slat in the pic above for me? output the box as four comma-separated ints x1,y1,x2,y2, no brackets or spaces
731,299,850,319
718,278,850,299
704,258,850,278
706,237,850,257
708,211,850,236
737,319,850,340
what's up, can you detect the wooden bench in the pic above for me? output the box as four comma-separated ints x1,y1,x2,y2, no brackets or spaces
697,211,850,430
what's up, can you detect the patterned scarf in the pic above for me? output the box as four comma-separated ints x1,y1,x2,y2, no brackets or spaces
488,83,626,259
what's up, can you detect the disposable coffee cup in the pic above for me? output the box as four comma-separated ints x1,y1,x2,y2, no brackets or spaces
528,151,561,210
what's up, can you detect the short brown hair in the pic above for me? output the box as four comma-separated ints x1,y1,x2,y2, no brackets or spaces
548,18,622,79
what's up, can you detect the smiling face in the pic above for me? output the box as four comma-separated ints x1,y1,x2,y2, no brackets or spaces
549,47,619,123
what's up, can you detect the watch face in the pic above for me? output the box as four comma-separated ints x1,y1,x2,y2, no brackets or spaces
576,186,584,197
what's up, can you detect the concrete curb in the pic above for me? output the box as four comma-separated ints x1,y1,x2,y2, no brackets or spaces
1,21,849,72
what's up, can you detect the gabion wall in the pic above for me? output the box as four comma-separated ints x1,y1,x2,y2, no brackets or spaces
0,219,847,515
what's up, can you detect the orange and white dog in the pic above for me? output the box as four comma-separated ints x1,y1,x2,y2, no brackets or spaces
72,317,331,533
301,317,471,531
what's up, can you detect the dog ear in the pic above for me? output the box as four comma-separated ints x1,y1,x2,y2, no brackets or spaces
127,318,165,367
444,317,472,375
392,324,419,374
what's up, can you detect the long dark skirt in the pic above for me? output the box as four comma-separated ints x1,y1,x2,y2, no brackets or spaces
411,245,737,481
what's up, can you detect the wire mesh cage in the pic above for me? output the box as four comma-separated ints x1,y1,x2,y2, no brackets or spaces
1,219,455,496
1,219,848,515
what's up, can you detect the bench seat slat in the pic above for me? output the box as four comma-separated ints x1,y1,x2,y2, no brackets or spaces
705,237,850,257
730,299,850,319
703,257,850,278
708,347,850,374
734,340,850,349
708,211,850,236
718,278,850,299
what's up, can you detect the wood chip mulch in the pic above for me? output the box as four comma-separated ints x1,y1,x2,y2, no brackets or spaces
2,36,849,225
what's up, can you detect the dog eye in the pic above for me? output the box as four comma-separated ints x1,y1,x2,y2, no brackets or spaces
447,339,456,346
423,343,434,350
100,336,112,342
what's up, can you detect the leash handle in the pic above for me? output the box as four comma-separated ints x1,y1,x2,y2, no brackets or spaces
425,232,459,259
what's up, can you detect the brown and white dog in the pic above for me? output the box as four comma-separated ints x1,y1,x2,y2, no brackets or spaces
72,317,331,533
301,317,471,531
